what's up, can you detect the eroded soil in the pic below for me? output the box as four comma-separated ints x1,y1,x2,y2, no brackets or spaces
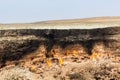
0,44,120,80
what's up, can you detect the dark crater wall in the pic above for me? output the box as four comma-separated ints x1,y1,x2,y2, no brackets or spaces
0,27,120,62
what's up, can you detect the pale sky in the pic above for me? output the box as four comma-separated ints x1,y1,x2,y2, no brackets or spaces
0,0,120,23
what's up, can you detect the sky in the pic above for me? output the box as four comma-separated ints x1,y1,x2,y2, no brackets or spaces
0,0,120,23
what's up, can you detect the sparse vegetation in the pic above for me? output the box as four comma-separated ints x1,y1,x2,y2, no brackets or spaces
0,67,41,80
0,52,119,80
61,55,120,80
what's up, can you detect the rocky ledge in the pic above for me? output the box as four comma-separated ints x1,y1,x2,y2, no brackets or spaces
0,27,119,62
0,17,120,62
0,17,120,80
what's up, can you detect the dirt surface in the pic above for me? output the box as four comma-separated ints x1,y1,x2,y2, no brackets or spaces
0,48,119,80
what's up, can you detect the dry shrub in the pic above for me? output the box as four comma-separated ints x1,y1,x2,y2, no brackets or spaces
0,67,41,80
65,56,119,80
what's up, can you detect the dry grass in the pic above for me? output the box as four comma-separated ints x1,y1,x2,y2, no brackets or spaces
0,67,41,80
0,54,119,80
59,56,120,80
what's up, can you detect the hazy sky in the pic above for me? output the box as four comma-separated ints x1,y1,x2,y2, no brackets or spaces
0,0,120,23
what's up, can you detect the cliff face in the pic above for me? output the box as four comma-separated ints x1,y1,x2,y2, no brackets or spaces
0,17,120,80
0,26,120,61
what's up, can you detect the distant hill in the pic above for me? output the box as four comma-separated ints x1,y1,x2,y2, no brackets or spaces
37,16,120,23
0,16,120,30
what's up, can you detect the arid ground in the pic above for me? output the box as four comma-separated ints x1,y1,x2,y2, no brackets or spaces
0,17,120,80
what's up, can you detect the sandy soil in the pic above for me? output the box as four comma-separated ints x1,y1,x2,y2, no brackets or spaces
0,16,120,30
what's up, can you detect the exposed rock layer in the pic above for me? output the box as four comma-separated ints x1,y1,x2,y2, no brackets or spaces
0,26,120,61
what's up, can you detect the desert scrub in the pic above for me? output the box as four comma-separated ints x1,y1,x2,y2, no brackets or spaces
0,66,41,80
63,56,119,80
